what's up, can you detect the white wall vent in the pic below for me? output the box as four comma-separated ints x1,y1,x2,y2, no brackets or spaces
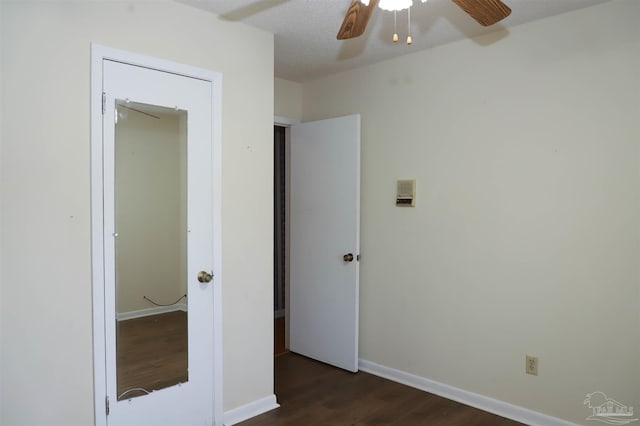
396,179,416,207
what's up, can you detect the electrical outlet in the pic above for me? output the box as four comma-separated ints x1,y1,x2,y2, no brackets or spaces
526,355,539,376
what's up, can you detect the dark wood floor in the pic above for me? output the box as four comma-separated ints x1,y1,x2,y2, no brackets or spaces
117,311,188,400
274,317,288,356
240,353,524,426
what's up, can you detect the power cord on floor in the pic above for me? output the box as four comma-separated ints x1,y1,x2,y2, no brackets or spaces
143,294,187,307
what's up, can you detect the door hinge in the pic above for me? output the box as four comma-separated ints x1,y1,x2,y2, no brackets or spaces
105,396,110,416
102,92,106,115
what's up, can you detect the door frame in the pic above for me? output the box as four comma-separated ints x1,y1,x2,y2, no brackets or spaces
90,44,223,426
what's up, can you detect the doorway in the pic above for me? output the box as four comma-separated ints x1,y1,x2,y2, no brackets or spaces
274,125,289,357
272,115,361,374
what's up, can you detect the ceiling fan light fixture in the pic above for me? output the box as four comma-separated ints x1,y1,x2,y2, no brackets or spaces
356,0,428,44
375,0,427,44
360,0,427,12
378,0,412,11
343,0,510,42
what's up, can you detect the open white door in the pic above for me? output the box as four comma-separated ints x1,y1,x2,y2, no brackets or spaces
289,115,360,372
91,46,222,426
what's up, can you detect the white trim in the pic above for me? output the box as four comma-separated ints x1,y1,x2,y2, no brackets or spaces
274,115,300,127
223,395,279,426
283,125,291,350
211,50,224,426
90,42,107,426
358,359,576,426
91,43,224,426
117,304,187,321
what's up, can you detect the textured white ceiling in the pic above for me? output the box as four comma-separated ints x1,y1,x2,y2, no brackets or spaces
181,0,613,82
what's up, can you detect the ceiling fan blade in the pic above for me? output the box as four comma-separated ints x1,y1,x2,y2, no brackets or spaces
450,0,511,26
337,0,379,40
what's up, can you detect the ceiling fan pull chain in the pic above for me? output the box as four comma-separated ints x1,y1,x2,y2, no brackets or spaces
393,10,399,42
406,6,413,45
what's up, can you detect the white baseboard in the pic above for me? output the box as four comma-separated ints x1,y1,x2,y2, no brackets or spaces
358,359,576,426
223,394,279,426
117,303,187,321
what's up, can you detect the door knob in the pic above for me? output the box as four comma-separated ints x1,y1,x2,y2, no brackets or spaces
197,271,213,283
343,253,354,262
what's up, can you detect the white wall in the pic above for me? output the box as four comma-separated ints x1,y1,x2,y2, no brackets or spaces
302,0,640,423
275,77,303,122
0,1,274,425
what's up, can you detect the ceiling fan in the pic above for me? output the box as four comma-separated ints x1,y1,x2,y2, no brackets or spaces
337,0,512,41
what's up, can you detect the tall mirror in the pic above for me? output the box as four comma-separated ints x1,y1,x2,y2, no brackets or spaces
114,100,188,400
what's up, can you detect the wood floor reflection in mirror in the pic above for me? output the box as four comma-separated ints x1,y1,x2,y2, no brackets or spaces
116,311,188,400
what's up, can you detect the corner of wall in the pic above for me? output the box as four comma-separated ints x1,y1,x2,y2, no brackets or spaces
274,78,303,123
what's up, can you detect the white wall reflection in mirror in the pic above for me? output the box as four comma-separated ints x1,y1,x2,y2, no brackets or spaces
114,100,188,400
